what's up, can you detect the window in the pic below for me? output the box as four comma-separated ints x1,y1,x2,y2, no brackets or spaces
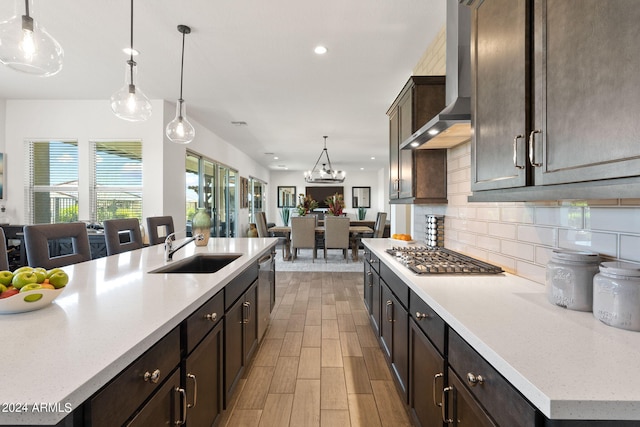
89,140,143,222
25,140,79,224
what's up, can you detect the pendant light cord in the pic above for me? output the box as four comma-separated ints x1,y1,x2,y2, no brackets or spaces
24,0,30,17
128,0,135,86
179,29,185,101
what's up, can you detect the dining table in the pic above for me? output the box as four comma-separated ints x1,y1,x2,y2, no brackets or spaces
267,224,373,261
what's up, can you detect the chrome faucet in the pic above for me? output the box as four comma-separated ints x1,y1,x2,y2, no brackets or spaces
165,233,205,261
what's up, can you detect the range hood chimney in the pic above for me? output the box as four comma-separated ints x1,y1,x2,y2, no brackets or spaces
402,0,471,149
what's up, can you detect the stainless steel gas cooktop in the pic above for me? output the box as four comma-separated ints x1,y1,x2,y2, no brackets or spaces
386,246,504,275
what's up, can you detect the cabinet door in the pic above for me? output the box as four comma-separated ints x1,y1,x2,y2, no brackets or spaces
389,107,400,199
380,282,409,401
370,269,381,336
364,265,373,314
409,320,445,427
379,283,394,361
533,0,640,186
244,281,259,363
185,322,223,427
471,0,530,191
398,91,414,199
224,296,245,406
126,369,182,427
446,368,497,427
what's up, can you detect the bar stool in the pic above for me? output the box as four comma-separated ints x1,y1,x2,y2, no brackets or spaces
103,218,144,256
0,227,9,271
23,222,91,269
146,216,175,245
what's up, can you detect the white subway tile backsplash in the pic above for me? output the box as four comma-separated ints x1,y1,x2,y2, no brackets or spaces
535,206,584,228
486,252,516,273
558,229,617,258
501,240,534,262
501,206,534,224
517,225,557,247
476,235,501,252
488,222,517,240
587,207,640,233
620,235,640,262
535,246,554,266
515,261,546,285
476,206,501,221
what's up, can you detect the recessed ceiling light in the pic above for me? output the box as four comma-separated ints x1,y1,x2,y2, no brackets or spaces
360,167,364,170
122,47,139,56
314,45,328,55
370,156,375,160
274,156,279,160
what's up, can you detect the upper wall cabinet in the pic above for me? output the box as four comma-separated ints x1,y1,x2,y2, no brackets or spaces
388,76,448,204
470,0,640,200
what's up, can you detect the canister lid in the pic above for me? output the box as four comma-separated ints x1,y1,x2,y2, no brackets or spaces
551,249,601,263
598,261,640,277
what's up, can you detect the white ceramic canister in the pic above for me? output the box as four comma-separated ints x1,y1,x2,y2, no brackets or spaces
593,261,640,332
545,249,601,311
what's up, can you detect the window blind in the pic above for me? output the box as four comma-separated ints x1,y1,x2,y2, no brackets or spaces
25,140,79,224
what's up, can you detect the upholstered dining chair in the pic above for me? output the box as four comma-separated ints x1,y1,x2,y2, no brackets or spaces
146,216,175,245
103,218,144,256
0,227,9,271
323,216,350,262
291,216,317,262
255,212,269,237
23,222,91,269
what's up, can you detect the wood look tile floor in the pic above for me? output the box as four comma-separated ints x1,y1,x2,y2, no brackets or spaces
220,271,414,427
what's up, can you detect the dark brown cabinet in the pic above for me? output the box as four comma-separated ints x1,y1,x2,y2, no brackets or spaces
379,279,409,402
445,367,496,427
363,249,381,335
126,369,182,427
470,0,640,199
388,76,448,204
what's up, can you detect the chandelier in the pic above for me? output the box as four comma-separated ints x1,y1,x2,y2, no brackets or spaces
304,136,346,184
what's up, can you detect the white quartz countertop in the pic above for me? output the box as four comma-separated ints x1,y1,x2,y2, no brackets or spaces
363,239,640,421
0,237,277,426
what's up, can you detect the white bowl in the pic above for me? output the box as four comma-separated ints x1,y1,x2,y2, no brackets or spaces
0,287,65,314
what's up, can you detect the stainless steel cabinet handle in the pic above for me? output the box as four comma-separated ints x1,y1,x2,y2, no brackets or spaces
513,134,525,169
243,301,252,323
367,271,373,287
143,369,160,384
393,179,400,191
433,372,444,408
205,312,217,322
187,373,197,408
385,300,393,323
442,386,453,424
175,387,187,425
415,311,430,320
528,129,542,167
467,372,485,386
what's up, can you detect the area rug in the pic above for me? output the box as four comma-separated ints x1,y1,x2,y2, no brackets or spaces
274,248,364,273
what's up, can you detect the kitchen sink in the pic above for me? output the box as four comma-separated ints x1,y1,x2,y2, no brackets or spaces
149,254,242,274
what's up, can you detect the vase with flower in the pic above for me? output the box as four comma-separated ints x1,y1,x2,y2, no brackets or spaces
325,193,345,216
296,194,318,216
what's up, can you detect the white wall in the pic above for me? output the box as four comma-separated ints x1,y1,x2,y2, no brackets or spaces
2,99,269,237
268,168,388,226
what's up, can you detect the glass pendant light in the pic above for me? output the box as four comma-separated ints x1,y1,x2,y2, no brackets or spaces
166,25,195,144
110,0,152,122
0,0,63,76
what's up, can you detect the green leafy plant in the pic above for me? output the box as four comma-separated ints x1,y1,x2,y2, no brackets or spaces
325,193,345,216
296,194,318,216
357,207,367,220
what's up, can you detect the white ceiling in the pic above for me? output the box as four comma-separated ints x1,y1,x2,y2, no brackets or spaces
0,0,445,173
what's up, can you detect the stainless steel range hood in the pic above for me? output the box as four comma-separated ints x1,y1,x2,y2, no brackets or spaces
401,0,471,150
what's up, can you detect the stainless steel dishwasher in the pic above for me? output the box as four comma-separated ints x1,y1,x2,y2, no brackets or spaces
257,250,275,341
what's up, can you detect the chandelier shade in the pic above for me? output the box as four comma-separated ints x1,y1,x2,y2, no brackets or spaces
304,136,346,184
110,0,152,122
166,24,195,144
0,0,63,76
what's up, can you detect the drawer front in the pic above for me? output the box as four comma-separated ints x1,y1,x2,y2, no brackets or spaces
125,368,181,427
185,289,224,354
225,262,259,310
366,251,381,274
90,327,181,427
448,329,536,427
380,261,409,308
409,290,445,356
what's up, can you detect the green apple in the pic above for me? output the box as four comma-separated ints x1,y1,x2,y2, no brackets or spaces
20,283,43,302
0,284,6,293
33,267,47,283
48,271,69,289
0,270,13,286
13,266,35,275
46,268,65,279
11,271,38,289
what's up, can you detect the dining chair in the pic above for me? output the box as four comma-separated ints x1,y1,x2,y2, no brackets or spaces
23,222,92,269
103,218,144,256
290,216,316,262
146,216,175,245
255,212,269,237
373,212,387,238
323,216,350,262
0,227,9,271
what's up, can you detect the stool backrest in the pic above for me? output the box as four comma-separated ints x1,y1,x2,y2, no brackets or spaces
104,218,143,256
146,216,175,245
24,222,91,269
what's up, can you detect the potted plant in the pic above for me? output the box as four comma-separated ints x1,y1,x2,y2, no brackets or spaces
325,193,345,216
296,194,318,216
357,207,367,220
280,207,291,226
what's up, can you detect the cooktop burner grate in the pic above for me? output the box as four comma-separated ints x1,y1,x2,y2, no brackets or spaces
386,246,504,275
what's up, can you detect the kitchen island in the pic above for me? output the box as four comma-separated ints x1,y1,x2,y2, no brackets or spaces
362,238,640,424
0,237,277,426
